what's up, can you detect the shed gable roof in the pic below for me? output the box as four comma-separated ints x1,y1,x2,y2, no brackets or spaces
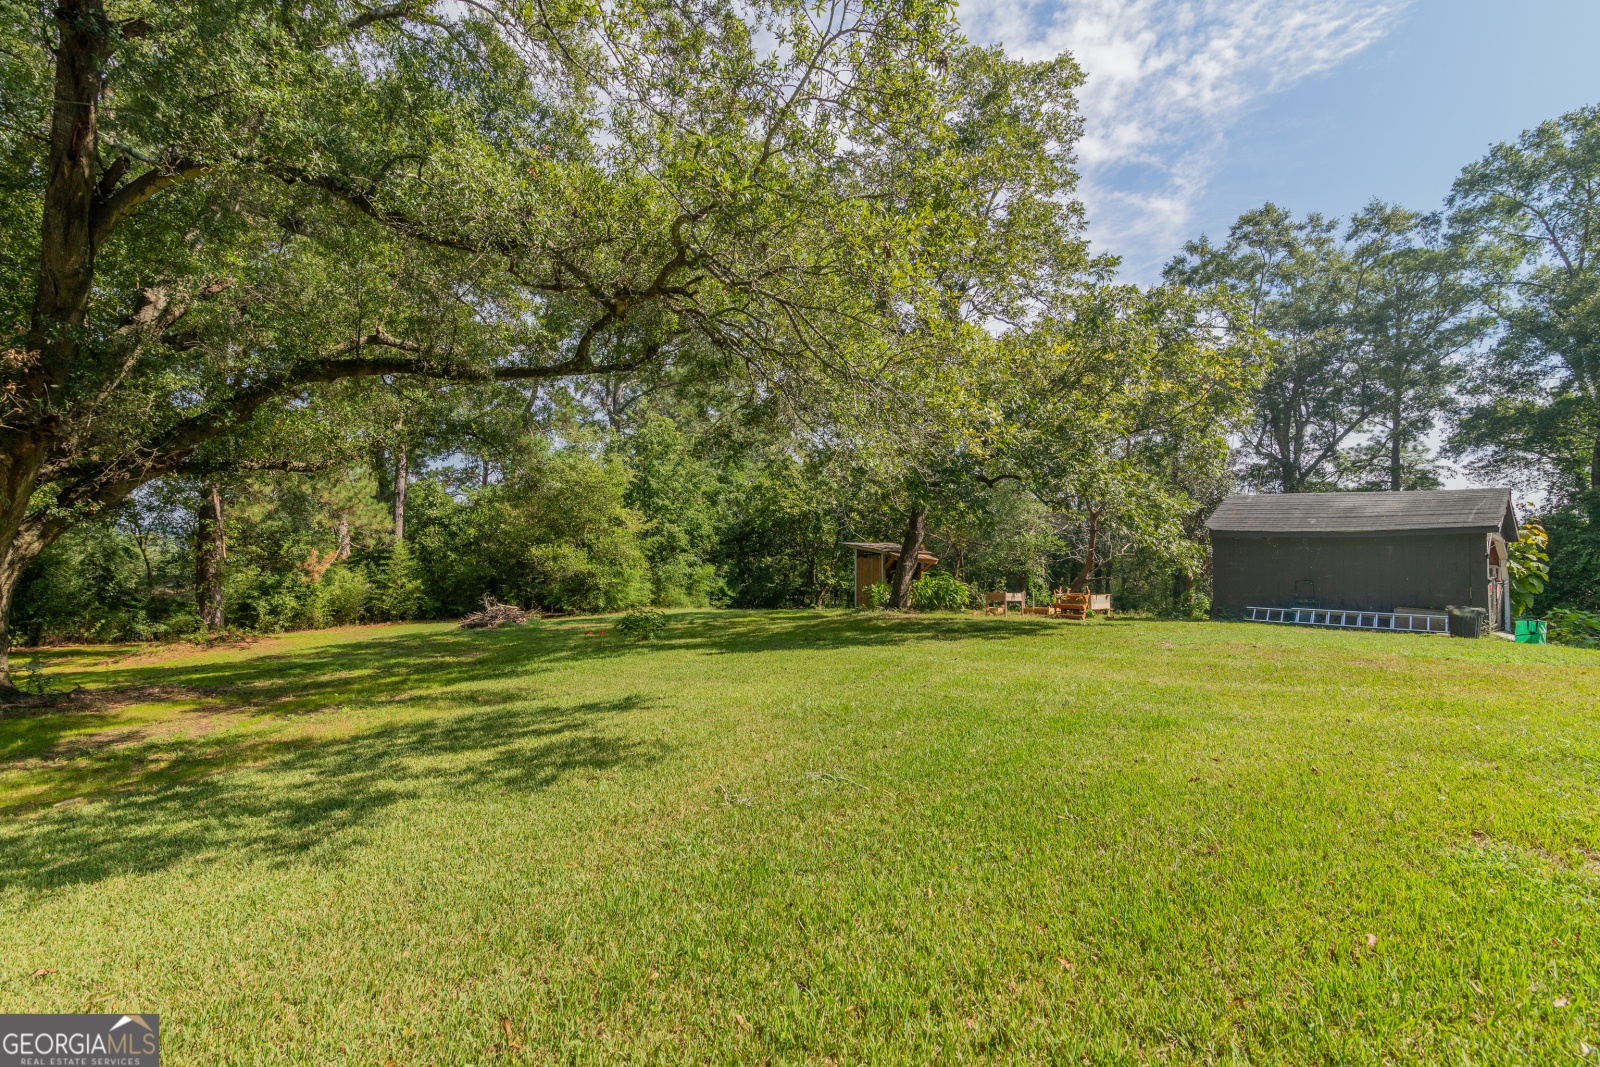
843,541,939,562
1207,489,1514,535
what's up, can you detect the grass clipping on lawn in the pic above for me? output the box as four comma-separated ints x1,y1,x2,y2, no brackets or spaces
2,611,1598,1065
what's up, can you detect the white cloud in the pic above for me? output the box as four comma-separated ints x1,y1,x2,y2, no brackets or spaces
958,0,1407,279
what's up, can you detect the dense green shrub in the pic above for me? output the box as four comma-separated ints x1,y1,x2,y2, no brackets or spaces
862,581,891,609
407,448,651,615
225,561,312,633
623,417,725,607
718,459,850,608
372,542,427,621
1178,587,1211,620
615,608,668,641
1507,522,1550,617
404,479,488,618
314,565,372,626
468,451,651,613
1544,607,1600,648
10,516,192,643
909,571,972,612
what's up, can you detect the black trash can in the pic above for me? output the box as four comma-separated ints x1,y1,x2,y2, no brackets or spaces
1446,606,1488,638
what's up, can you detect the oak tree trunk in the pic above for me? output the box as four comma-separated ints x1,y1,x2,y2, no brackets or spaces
0,538,48,697
0,0,111,694
31,0,106,377
335,515,351,560
1070,510,1100,592
195,488,226,629
888,505,927,610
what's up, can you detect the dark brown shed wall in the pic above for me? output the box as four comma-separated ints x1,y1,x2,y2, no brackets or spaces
1211,533,1488,616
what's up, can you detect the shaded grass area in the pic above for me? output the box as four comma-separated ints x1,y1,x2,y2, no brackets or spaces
2,611,1599,1065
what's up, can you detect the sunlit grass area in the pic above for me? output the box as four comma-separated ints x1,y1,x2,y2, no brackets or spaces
2,612,1598,1064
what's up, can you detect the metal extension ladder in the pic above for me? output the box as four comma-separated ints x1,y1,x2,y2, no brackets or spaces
1245,606,1449,635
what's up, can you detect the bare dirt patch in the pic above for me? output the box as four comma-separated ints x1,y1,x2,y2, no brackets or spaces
66,683,218,710
6,686,248,768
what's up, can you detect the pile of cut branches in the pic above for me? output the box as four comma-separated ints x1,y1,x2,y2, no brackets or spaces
460,596,533,630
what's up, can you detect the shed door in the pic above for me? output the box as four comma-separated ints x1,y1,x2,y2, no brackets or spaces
856,551,883,604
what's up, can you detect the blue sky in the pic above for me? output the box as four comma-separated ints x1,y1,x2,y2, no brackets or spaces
959,0,1600,283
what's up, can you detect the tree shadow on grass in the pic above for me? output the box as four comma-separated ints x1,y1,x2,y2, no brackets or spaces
646,609,1125,656
0,695,661,893
36,611,1089,703
34,624,581,717
0,610,1114,886
5,612,1115,775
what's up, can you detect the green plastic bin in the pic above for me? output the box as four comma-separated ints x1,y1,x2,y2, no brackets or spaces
1514,619,1547,644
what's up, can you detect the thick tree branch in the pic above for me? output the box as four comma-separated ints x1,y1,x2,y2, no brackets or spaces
96,153,129,199
270,164,516,255
41,329,672,501
91,159,208,248
972,471,1023,487
175,458,332,476
325,1,431,44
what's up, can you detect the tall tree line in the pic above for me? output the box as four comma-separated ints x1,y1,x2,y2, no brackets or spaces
1165,202,1484,493
1169,104,1600,511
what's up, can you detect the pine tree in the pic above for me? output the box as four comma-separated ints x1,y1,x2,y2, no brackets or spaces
374,542,426,621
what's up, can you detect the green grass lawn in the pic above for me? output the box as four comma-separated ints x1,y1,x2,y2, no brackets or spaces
2,612,1598,1065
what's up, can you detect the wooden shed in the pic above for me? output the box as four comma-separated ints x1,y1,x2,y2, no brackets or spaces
1207,489,1517,631
845,542,939,607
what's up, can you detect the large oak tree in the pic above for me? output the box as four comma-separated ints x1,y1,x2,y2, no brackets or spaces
0,0,987,687
1167,202,1481,494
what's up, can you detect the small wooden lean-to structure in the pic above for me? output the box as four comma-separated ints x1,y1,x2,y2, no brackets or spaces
845,542,939,606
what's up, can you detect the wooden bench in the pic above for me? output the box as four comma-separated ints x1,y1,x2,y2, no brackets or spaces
1045,590,1114,620
1052,591,1090,620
